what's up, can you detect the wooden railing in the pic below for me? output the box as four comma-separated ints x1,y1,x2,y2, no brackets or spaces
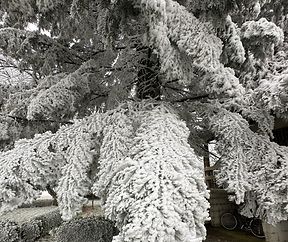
204,162,220,189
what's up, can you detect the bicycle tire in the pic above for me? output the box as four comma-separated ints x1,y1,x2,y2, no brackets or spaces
220,212,237,230
250,218,265,239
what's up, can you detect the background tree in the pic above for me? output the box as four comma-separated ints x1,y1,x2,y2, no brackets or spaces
1,0,288,241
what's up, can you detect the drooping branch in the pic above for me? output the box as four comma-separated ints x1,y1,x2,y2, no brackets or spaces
209,108,288,224
97,104,209,242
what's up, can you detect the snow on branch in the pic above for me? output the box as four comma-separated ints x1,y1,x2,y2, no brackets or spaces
241,18,284,45
140,0,222,85
240,105,274,137
138,0,247,101
27,72,90,120
201,66,245,99
0,110,105,218
92,108,134,201
241,18,284,59
255,74,288,118
56,114,104,220
210,111,252,203
165,0,222,68
210,109,288,224
221,15,246,65
0,131,63,213
26,57,118,121
26,58,107,121
99,104,209,242
1,101,210,239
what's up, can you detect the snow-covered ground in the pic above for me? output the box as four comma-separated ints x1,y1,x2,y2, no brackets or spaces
36,235,55,242
38,191,53,200
0,206,58,224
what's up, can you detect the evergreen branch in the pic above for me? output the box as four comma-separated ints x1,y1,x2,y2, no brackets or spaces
172,94,209,103
0,58,34,79
89,92,109,102
163,84,192,94
2,114,74,125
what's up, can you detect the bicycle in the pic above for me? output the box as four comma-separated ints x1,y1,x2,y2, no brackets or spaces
220,212,265,239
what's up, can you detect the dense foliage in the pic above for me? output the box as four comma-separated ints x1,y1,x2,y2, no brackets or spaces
55,216,116,242
1,0,288,241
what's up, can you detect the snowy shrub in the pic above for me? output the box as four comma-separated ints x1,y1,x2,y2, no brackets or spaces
0,220,20,242
20,219,42,242
0,209,62,242
54,216,117,242
33,209,63,235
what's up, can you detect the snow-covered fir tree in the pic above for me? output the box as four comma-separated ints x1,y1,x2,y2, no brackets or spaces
1,0,288,240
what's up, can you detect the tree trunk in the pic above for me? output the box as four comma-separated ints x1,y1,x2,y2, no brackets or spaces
46,185,58,206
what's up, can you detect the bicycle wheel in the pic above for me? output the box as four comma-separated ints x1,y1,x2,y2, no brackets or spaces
250,218,265,239
220,212,237,230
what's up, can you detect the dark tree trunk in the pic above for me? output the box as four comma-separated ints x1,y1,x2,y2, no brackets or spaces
46,184,58,206
136,48,161,100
